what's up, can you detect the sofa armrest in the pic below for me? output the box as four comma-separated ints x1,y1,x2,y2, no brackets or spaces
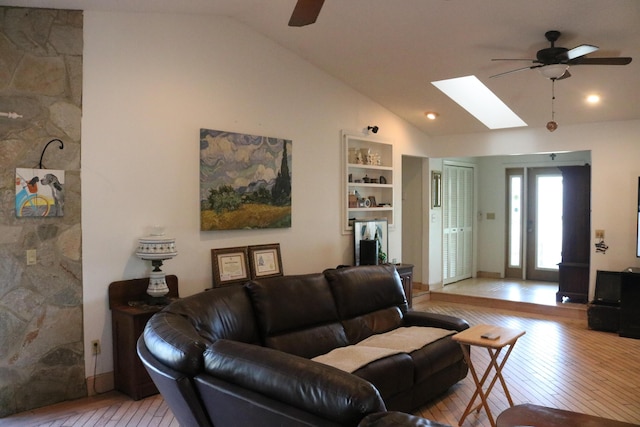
204,339,386,425
143,311,211,375
402,310,470,332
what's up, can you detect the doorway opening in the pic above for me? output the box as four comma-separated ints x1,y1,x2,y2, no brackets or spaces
506,167,562,282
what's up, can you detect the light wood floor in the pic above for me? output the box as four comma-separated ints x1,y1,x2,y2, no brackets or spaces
4,283,640,427
430,277,561,305
428,278,588,321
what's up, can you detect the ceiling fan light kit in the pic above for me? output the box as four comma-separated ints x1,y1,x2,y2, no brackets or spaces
539,63,569,80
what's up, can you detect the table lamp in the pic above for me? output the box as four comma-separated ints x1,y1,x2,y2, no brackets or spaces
135,227,177,301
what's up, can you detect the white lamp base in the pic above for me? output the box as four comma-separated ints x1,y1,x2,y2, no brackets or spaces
147,270,169,298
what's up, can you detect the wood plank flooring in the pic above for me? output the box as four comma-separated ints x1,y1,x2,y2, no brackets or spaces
4,291,640,427
412,295,640,426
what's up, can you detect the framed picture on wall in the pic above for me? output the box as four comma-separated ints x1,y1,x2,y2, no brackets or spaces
431,170,442,208
248,243,283,279
211,246,250,287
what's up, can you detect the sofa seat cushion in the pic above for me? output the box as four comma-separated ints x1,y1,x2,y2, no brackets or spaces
312,327,455,373
246,273,349,358
353,352,414,403
409,335,464,383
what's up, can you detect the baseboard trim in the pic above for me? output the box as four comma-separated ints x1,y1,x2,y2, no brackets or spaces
87,371,114,396
413,282,429,291
477,271,502,279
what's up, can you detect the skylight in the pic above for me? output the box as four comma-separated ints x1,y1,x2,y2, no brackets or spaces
432,75,527,130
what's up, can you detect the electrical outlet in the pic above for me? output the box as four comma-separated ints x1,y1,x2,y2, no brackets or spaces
91,340,101,355
26,249,37,265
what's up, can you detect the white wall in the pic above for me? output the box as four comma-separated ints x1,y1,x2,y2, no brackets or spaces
429,121,640,295
401,156,424,281
81,11,431,377
81,10,640,381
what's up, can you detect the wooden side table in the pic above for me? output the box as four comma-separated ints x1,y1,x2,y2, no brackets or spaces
395,264,414,308
452,324,526,427
108,275,179,400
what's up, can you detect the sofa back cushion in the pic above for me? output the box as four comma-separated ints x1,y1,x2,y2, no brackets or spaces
144,285,259,374
324,265,408,344
246,273,349,358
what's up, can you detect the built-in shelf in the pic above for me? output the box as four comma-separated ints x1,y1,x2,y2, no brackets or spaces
342,131,394,233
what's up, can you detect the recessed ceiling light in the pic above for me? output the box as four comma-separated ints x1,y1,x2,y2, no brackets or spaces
425,112,439,120
586,94,601,104
432,75,527,130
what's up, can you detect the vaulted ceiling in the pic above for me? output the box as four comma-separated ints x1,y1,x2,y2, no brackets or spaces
4,0,639,136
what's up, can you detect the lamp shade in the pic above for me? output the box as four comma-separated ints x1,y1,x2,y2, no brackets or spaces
136,236,177,260
539,64,568,80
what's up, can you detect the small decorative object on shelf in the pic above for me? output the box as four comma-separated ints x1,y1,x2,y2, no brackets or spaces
135,226,177,301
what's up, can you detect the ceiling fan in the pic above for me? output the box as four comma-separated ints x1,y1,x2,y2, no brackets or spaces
289,0,325,27
490,30,632,79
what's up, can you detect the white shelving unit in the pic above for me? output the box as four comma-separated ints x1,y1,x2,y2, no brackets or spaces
342,132,394,233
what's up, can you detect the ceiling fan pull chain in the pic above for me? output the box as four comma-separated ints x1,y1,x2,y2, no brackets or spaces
546,79,559,132
551,79,556,121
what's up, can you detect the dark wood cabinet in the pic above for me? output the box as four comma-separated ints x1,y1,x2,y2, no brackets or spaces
108,275,179,400
396,264,414,308
557,165,590,303
620,269,640,339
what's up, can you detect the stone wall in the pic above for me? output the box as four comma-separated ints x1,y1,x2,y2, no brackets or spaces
0,7,83,416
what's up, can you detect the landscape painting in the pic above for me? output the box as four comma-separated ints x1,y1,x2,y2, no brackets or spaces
200,129,292,230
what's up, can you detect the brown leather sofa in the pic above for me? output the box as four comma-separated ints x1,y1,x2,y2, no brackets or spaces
137,264,468,426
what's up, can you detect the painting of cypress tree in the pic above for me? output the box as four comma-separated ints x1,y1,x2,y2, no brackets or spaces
200,129,292,230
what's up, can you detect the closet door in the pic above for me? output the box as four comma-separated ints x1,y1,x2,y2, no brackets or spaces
443,164,473,284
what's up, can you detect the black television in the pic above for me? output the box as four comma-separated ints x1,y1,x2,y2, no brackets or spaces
593,270,622,304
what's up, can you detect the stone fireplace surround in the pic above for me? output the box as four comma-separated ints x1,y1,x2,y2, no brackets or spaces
0,7,83,416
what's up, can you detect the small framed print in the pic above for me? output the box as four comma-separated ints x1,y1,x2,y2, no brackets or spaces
248,243,283,279
431,170,442,208
211,246,249,287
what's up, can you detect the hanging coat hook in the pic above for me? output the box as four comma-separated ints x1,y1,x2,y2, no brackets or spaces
39,138,64,169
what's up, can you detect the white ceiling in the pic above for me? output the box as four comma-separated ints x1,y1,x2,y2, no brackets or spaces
3,0,639,136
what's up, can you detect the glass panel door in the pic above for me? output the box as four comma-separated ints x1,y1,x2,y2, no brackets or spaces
526,167,561,282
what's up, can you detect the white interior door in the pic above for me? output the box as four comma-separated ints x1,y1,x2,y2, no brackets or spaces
443,164,473,284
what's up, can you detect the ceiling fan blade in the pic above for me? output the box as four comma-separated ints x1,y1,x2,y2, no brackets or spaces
568,56,632,65
489,65,539,78
491,58,535,61
565,44,598,60
288,0,325,27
